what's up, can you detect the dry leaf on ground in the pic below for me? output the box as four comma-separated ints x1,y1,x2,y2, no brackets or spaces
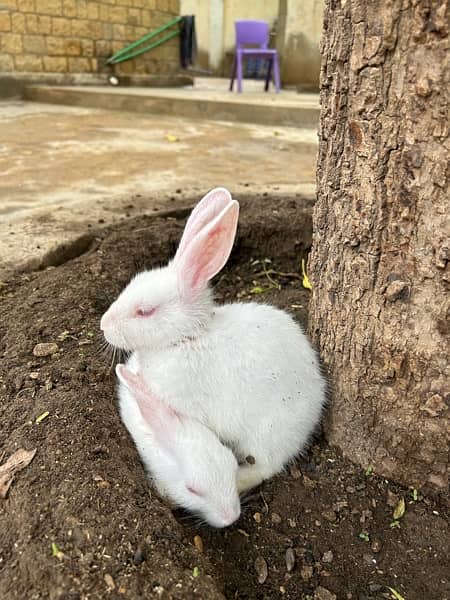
0,448,37,498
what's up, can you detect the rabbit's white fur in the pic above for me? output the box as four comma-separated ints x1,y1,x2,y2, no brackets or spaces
116,359,241,528
102,188,326,494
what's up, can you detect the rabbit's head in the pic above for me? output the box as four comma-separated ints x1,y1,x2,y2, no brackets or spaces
116,365,241,528
101,188,239,351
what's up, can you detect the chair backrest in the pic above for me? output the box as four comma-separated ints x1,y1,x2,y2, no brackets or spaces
235,20,270,49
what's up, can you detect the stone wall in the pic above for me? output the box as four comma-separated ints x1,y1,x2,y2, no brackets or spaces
0,0,180,80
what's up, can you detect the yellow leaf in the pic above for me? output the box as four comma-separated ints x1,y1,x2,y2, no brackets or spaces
301,259,312,290
35,411,49,424
388,587,406,600
250,286,265,295
393,497,405,520
166,134,179,142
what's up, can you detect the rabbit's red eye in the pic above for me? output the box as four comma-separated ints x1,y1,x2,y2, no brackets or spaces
187,485,203,497
135,306,156,318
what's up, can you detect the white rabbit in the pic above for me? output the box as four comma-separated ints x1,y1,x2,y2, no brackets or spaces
115,361,241,528
101,188,326,493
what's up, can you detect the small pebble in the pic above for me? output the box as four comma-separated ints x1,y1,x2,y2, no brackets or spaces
322,550,333,563
314,586,337,600
104,574,115,590
193,535,203,552
371,538,382,553
246,455,256,465
254,556,268,584
93,474,110,488
271,513,282,524
253,512,262,524
33,342,59,357
133,547,145,565
300,565,313,580
285,547,295,572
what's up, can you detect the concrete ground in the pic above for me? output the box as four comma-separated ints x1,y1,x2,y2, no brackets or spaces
0,82,318,277
24,77,320,128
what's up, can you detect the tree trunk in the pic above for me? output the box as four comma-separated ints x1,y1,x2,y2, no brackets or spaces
309,0,449,494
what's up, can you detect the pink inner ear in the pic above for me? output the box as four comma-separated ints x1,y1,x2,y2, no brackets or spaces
116,365,179,435
178,200,239,292
175,188,232,261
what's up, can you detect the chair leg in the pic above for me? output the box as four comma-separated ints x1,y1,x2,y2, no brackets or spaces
273,55,281,93
229,56,236,92
236,52,243,93
265,58,273,92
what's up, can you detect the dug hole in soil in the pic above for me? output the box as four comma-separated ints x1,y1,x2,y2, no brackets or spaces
0,195,449,600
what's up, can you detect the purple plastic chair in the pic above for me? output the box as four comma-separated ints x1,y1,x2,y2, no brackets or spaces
229,20,281,94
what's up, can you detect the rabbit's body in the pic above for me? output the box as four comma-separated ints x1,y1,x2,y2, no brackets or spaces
102,188,326,498
129,302,325,491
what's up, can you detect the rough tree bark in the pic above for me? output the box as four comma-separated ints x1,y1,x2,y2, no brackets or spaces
309,0,449,494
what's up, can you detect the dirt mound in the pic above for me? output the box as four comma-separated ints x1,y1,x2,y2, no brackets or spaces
0,195,448,599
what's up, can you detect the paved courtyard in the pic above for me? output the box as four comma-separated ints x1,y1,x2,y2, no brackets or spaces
0,88,318,276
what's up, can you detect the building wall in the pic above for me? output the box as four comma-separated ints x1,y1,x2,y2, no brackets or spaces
277,0,324,89
179,0,323,88
0,0,180,78
180,0,278,73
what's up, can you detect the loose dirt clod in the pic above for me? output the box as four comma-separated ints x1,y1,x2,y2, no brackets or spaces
32,342,59,357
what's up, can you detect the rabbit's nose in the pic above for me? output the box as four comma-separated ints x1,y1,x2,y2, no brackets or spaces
221,506,240,527
100,309,116,331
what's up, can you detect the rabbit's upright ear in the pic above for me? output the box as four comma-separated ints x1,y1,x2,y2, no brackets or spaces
175,200,239,293
175,188,233,261
116,365,179,437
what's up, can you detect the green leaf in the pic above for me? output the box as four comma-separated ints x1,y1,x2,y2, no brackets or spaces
250,286,265,295
358,532,369,542
51,542,64,560
365,465,374,476
389,520,401,529
412,488,418,501
393,498,405,520
192,566,199,578
388,587,406,600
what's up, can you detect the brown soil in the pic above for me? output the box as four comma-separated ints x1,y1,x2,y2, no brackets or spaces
0,195,448,600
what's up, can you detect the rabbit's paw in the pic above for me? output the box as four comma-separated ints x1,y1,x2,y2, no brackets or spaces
237,464,265,494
